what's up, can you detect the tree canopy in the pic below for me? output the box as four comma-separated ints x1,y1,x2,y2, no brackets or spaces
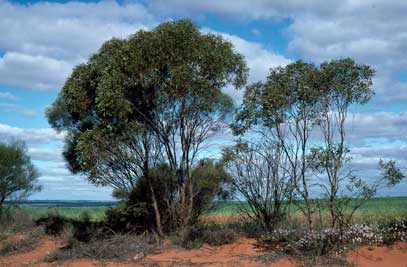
47,19,248,230
0,141,41,216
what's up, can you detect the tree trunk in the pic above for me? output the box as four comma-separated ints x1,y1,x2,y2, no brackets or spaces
305,199,313,232
186,174,194,226
148,180,164,236
0,194,5,219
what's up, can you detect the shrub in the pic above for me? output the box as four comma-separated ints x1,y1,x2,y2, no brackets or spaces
105,160,232,235
175,224,239,249
380,219,407,245
264,224,385,257
71,220,94,242
105,166,175,234
202,228,238,246
45,234,156,262
0,228,42,257
36,215,67,236
176,224,204,249
79,210,91,222
36,214,102,243
0,207,35,233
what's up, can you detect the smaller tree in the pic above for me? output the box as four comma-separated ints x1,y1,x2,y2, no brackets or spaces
0,141,41,217
190,159,232,224
232,61,322,231
105,159,232,234
223,138,292,230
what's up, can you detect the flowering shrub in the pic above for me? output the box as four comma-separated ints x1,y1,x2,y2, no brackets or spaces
380,220,407,245
263,221,407,256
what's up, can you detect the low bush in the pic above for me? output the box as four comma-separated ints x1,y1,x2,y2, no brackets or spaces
36,214,102,242
202,228,238,246
380,219,407,245
45,234,156,262
263,224,385,257
36,215,67,236
0,207,35,234
0,228,42,257
175,224,239,249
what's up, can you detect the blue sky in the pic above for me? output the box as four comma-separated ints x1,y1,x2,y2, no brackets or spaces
1,0,407,200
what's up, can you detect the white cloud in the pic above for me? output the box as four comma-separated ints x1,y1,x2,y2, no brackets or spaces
149,0,407,107
0,123,65,144
372,75,407,104
203,29,291,103
0,52,73,90
0,92,16,100
353,145,407,161
148,0,334,20
0,0,155,90
346,111,407,144
0,102,36,117
1,0,407,198
28,147,63,162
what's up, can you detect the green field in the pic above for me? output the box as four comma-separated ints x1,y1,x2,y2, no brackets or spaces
18,205,110,221
14,196,407,223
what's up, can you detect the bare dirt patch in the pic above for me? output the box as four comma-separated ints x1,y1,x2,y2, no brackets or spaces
145,238,295,267
0,237,64,267
1,235,407,267
346,242,407,267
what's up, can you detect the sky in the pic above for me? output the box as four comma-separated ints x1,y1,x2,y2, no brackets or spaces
0,0,407,200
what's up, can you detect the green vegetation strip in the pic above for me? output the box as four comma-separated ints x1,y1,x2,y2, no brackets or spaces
10,196,407,223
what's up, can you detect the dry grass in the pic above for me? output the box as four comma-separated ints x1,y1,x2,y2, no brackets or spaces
0,228,43,257
45,234,157,262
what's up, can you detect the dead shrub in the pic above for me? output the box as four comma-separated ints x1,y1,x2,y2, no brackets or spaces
0,228,42,257
36,215,68,236
175,224,239,249
0,207,35,234
201,228,238,246
45,234,156,262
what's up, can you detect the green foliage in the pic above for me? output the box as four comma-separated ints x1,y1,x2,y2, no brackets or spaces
105,160,232,233
104,166,174,234
0,141,41,216
379,159,405,187
175,224,239,249
0,207,35,234
232,61,321,134
46,19,247,182
46,19,248,229
79,210,91,222
232,58,375,136
190,159,233,223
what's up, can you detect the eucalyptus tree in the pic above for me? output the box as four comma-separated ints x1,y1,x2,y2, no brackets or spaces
308,58,375,229
310,59,404,230
47,20,248,231
232,61,322,231
0,141,41,217
233,58,404,233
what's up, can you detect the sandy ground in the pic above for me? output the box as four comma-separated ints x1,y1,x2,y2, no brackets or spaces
1,235,406,267
347,242,407,267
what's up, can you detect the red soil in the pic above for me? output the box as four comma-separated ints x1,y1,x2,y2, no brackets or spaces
1,235,406,267
347,242,407,267
148,238,295,267
0,234,25,250
0,237,64,267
